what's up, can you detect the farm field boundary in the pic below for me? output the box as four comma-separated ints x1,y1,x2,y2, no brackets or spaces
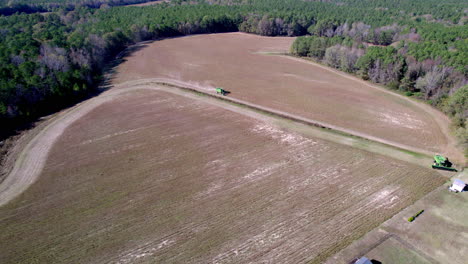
0,78,448,207
115,78,437,157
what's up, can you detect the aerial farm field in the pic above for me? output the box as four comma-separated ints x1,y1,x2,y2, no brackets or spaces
0,88,447,264
112,33,458,160
0,0,467,261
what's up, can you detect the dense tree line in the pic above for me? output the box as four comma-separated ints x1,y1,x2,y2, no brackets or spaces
0,0,467,153
444,85,468,154
318,0,467,24
0,0,157,15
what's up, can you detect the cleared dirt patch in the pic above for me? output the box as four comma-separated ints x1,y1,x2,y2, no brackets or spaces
0,89,445,264
112,32,455,158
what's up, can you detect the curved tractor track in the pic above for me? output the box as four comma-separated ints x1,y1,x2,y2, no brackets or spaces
0,77,459,207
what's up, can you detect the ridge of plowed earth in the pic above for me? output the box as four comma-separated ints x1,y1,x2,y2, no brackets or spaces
0,88,446,264
111,32,462,162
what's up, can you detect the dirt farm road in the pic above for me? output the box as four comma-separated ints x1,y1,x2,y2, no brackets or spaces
0,77,461,207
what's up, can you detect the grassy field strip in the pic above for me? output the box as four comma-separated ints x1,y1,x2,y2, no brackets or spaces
116,78,436,157
115,79,436,166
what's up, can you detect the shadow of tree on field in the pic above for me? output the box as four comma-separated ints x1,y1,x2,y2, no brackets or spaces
100,42,152,90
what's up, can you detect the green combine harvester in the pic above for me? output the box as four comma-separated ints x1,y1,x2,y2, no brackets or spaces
432,155,457,171
216,87,227,96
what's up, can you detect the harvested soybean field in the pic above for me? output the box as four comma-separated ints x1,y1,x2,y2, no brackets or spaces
0,89,446,264
112,33,459,160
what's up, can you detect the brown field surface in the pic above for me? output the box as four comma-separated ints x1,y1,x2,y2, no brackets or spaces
112,33,459,160
0,89,446,264
328,170,468,264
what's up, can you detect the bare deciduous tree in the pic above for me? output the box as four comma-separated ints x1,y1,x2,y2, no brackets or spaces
348,22,371,42
70,48,91,68
257,15,274,36
39,44,70,72
416,66,451,99
324,45,341,68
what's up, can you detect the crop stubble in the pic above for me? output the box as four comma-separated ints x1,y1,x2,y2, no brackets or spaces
0,90,445,263
112,32,452,155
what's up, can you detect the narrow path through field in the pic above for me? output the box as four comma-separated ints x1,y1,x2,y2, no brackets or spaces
0,78,452,207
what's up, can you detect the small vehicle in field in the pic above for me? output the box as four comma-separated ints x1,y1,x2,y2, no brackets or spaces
216,87,227,96
432,155,457,171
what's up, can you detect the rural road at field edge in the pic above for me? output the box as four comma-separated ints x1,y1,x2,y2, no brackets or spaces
0,78,461,207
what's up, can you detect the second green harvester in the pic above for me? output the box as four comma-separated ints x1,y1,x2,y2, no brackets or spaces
432,155,457,171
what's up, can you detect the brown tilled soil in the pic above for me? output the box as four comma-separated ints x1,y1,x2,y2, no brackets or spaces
111,33,455,158
0,90,446,264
